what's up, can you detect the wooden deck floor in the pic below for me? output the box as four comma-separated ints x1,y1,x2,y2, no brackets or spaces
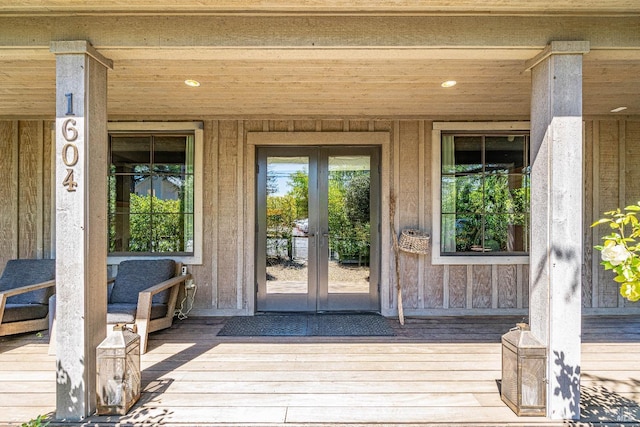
1,315,639,426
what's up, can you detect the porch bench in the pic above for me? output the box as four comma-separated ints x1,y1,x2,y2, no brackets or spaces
49,259,188,354
0,259,56,337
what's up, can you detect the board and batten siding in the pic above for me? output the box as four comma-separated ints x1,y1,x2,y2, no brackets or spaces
1,118,639,316
0,120,53,273
587,119,640,312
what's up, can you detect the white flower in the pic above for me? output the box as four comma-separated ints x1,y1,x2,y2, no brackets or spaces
601,241,631,266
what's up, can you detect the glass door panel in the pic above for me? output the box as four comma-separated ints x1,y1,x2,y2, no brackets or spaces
318,148,379,311
257,146,379,313
266,156,309,295
257,149,317,312
326,155,371,294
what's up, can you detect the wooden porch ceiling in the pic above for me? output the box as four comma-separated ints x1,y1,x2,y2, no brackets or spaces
1,13,639,119
1,50,639,119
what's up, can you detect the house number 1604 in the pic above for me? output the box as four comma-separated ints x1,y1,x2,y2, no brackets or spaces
61,117,79,192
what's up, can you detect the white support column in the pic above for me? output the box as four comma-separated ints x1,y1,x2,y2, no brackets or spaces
526,41,589,420
51,41,112,421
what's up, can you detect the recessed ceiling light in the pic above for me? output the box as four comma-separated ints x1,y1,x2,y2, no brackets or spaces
441,80,457,88
610,106,627,113
184,79,201,87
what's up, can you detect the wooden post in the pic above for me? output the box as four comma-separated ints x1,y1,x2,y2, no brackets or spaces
526,41,589,420
51,41,112,420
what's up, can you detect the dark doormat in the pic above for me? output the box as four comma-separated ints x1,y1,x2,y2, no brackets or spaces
217,313,395,337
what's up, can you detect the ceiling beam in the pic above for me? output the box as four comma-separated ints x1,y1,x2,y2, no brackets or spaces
3,46,640,64
1,0,640,15
1,15,639,51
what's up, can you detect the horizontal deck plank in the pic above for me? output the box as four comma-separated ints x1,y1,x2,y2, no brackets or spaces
136,392,483,407
141,369,505,382
142,352,505,363
140,360,503,372
284,405,548,424
0,408,56,424
145,379,499,394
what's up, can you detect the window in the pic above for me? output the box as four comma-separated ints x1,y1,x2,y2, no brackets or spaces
107,123,202,264
432,123,530,265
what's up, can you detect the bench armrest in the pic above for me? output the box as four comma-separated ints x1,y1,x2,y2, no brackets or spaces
0,280,55,324
139,274,190,297
135,274,191,319
0,279,55,299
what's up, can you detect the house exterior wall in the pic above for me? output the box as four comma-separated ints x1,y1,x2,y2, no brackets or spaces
1,118,639,315
0,120,53,269
585,119,640,311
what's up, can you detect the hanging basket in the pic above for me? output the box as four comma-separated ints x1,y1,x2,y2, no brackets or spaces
398,229,431,255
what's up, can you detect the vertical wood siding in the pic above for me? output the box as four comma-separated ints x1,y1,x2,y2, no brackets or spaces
2,118,638,315
596,121,621,308
497,265,517,308
194,119,640,315
0,122,18,271
43,123,53,259
586,119,640,311
626,121,640,203
472,265,492,309
18,121,43,259
216,121,240,309
448,265,467,308
522,264,529,309
398,121,420,309
625,121,640,310
583,120,594,308
0,120,51,272
422,120,444,310
189,120,217,311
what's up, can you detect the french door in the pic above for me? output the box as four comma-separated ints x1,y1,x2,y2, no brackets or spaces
256,146,380,312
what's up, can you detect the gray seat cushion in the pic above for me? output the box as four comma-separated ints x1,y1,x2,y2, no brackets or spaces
109,259,175,305
2,303,49,323
0,259,55,305
107,303,168,324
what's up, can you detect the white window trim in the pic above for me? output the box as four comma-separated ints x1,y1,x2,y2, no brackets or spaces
107,122,204,266
431,121,530,265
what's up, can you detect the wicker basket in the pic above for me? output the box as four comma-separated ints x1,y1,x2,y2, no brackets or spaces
398,229,431,255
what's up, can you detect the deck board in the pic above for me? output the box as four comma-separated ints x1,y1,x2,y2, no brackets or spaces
1,315,639,426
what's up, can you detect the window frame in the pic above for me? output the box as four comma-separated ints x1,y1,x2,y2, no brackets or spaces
107,122,203,265
431,122,530,265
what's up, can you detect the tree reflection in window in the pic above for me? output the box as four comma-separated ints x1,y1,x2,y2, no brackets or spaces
108,134,195,254
441,134,530,254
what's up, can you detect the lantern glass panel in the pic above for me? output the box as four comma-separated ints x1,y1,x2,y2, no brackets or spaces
522,357,545,407
501,324,546,417
501,344,518,406
97,327,141,415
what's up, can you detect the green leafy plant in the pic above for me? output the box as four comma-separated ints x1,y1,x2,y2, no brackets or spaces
592,203,640,302
329,171,370,262
21,415,50,427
